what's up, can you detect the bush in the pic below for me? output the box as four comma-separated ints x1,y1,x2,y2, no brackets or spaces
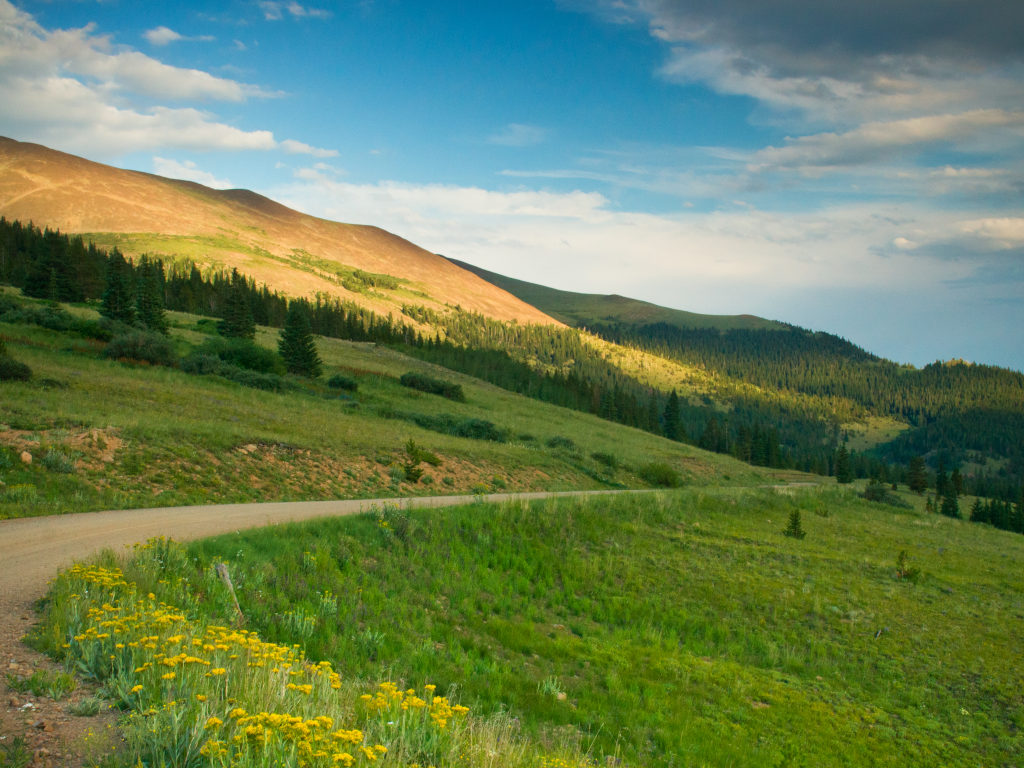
405,412,507,442
546,436,578,452
180,354,293,392
861,479,911,508
591,451,619,470
41,450,76,474
104,330,176,367
400,372,465,402
327,373,358,392
0,354,32,381
196,337,284,374
0,301,111,340
637,461,682,488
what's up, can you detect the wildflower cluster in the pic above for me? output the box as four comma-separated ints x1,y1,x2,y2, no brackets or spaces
38,541,597,768
48,561,389,767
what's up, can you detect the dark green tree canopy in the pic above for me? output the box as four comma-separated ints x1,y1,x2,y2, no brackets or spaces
100,249,136,325
219,269,256,340
278,301,322,378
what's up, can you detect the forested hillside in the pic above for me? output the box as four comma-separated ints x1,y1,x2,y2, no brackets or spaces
3,217,1023,510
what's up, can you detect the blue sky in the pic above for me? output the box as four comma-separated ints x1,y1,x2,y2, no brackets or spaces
1,0,1022,370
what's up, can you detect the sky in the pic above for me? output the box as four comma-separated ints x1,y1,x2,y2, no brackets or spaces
1,0,1022,371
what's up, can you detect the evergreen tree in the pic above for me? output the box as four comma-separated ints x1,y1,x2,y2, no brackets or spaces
951,467,964,497
835,445,853,484
783,510,806,539
935,458,949,498
135,255,168,334
662,389,681,441
219,269,256,339
278,301,322,378
940,485,960,518
100,250,135,325
908,456,928,494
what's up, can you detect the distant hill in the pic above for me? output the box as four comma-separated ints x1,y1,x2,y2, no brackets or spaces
446,257,786,331
0,136,556,326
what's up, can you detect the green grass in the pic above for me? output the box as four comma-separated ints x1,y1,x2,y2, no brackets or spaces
0,297,771,518
46,487,1022,767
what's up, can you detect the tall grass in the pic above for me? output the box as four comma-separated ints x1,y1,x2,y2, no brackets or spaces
35,488,1024,766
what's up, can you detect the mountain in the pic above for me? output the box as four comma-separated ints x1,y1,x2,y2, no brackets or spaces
0,136,555,326
447,256,786,331
2,137,1023,503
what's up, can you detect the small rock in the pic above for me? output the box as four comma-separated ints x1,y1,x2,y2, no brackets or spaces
244,443,258,453
19,451,32,465
8,697,19,707
556,692,567,701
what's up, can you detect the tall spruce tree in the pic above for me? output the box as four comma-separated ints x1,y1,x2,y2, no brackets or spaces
940,484,960,518
219,269,256,339
135,255,168,334
278,301,322,377
100,250,135,325
908,456,928,494
662,389,681,441
835,445,853,483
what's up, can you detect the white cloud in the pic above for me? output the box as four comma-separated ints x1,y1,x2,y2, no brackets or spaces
152,157,233,189
280,139,338,158
958,218,1024,250
144,26,182,46
0,1,335,159
259,1,332,21
143,26,215,46
487,123,548,147
748,110,1024,174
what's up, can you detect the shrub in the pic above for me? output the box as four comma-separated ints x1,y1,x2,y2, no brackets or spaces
180,354,293,392
637,461,682,488
41,450,76,474
406,413,507,442
104,330,176,367
0,354,32,381
591,451,619,470
400,372,465,402
327,373,358,391
546,435,578,452
861,479,911,508
196,337,284,374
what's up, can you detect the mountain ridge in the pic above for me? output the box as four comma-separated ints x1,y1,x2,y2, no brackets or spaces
0,136,557,327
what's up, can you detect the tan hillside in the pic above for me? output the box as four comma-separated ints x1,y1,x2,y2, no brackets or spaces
0,136,558,325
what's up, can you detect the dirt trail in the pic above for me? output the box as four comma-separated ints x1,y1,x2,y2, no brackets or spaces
0,490,646,765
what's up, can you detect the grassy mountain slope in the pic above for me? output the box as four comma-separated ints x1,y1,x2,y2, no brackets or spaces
0,289,773,519
0,136,556,326
448,256,786,331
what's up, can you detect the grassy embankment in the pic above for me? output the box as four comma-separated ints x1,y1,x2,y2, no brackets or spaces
0,292,772,518
32,488,1024,766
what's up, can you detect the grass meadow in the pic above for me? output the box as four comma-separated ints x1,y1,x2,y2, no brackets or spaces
33,488,1024,767
0,295,770,519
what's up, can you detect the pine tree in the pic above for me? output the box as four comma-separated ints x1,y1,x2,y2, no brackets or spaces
908,456,928,494
662,389,681,441
940,485,960,518
835,445,853,484
100,250,136,325
219,269,256,339
783,510,806,539
135,255,168,334
278,301,322,378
